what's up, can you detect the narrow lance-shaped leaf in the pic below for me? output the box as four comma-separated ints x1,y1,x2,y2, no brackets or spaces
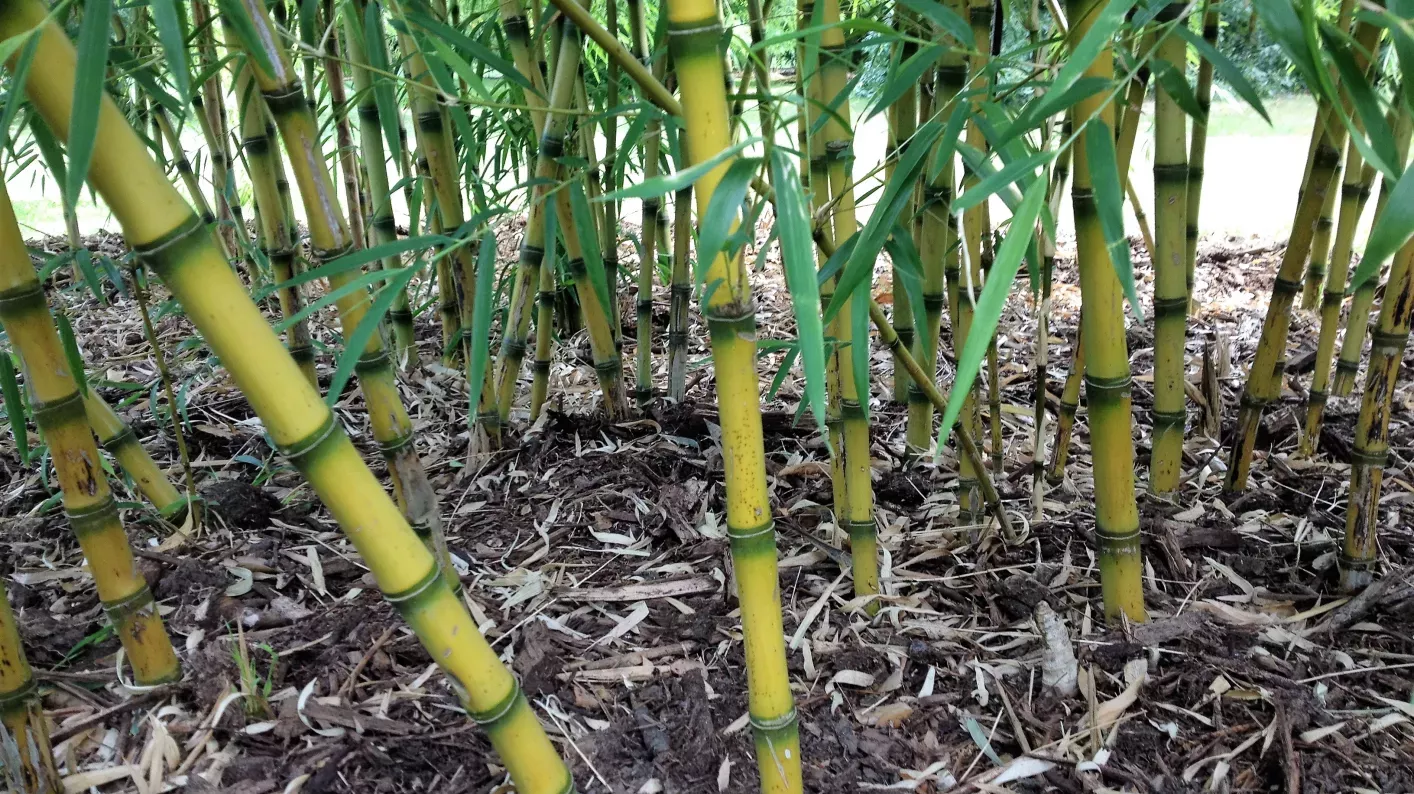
601,138,759,201
54,309,87,398
362,1,403,164
467,230,497,417
0,349,27,466
1175,25,1270,123
1351,166,1414,290
149,0,191,104
696,158,762,281
826,119,945,321
569,182,614,317
770,148,830,436
1084,118,1144,321
325,262,427,408
67,0,112,215
937,176,1048,453
898,0,972,50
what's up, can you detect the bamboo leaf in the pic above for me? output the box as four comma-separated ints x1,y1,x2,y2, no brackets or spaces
54,310,87,398
568,182,613,319
214,0,276,77
1175,25,1269,123
769,149,829,435
67,0,111,216
325,263,423,408
0,34,39,147
696,158,760,278
272,234,455,294
953,149,1052,215
403,9,533,93
0,349,27,466
1322,23,1397,178
898,0,973,48
884,225,927,336
938,176,1047,450
467,230,496,418
148,0,191,105
826,119,945,322
1351,166,1414,290
600,138,758,201
1148,57,1204,122
1083,118,1144,321
363,1,403,164
868,44,944,120
1379,1,1414,109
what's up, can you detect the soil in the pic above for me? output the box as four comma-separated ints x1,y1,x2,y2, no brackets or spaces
1,228,1412,793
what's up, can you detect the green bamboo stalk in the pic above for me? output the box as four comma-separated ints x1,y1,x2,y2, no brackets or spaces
1184,2,1216,312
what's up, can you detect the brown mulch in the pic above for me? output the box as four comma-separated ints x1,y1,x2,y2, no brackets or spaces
0,225,1411,793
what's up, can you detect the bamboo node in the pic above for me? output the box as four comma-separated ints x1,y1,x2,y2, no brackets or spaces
102,584,157,626
0,676,35,713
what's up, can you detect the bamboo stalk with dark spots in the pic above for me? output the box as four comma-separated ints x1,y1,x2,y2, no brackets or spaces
1184,1,1216,311
82,390,188,522
1301,158,1344,310
1334,101,1412,397
0,578,59,793
342,0,416,367
666,0,801,787
1068,0,1146,622
227,0,463,585
0,188,181,685
0,5,575,786
1301,105,1393,454
1148,3,1190,498
1341,234,1414,591
234,69,318,386
1223,18,1382,493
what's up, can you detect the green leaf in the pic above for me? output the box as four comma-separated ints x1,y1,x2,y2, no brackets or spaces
0,349,27,467
213,0,276,78
1175,25,1269,123
826,119,946,322
54,310,87,398
568,181,613,320
868,44,944,121
67,0,111,216
403,9,533,94
1148,57,1204,122
953,149,1053,215
1083,118,1144,321
1379,0,1414,110
467,230,497,419
363,1,403,165
0,34,39,150
73,249,105,303
149,0,191,105
938,176,1047,451
695,157,759,278
1351,166,1414,290
600,138,759,201
272,235,454,295
898,0,973,48
325,264,424,408
1322,23,1397,179
769,148,829,436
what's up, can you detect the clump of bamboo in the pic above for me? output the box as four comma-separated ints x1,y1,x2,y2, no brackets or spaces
1067,0,1146,622
0,4,574,788
0,185,181,685
666,0,801,788
1147,4,1190,498
1224,16,1380,492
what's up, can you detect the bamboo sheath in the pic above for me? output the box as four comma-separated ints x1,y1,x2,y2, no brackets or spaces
0,578,60,793
0,186,180,685
1147,4,1189,498
0,6,574,791
1224,18,1382,493
1068,0,1147,623
665,0,802,789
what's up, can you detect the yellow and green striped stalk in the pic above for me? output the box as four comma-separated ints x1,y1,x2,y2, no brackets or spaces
887,1,918,404
493,0,551,420
0,190,180,686
630,0,661,408
1333,101,1411,397
234,70,318,386
904,23,965,456
0,580,59,793
1341,234,1414,590
667,0,801,788
1067,0,1146,623
1301,158,1344,310
1224,19,1381,492
341,0,416,367
0,7,573,789
1147,5,1189,498
83,390,188,522
229,1,462,585
1300,107,1390,454
1184,3,1216,311
519,6,628,418
818,0,878,608
392,27,504,439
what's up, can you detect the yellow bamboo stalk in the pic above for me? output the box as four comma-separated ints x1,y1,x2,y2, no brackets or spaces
82,390,187,521
0,579,60,793
0,6,573,789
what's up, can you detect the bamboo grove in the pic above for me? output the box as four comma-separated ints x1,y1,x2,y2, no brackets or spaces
0,0,1407,789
